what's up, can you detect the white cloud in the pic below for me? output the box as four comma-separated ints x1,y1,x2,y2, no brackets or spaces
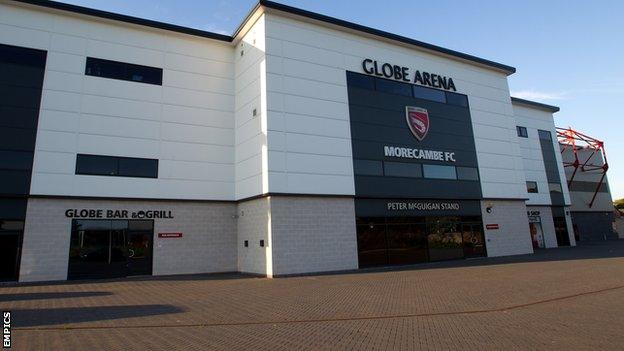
511,90,568,101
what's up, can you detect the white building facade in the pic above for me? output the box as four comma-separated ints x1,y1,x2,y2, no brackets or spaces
0,0,576,282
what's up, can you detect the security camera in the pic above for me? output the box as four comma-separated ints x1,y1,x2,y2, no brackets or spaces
486,204,493,213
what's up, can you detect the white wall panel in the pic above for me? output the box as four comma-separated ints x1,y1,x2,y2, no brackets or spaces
50,33,87,55
37,110,79,133
161,123,233,146
81,95,162,121
46,52,85,73
78,114,161,140
263,13,523,197
512,103,569,206
0,1,238,200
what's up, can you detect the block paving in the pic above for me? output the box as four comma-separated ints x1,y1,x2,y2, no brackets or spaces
2,241,623,350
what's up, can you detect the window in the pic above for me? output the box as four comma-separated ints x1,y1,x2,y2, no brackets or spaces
353,159,383,176
413,85,446,103
375,78,412,96
456,167,479,181
538,129,552,141
346,72,375,90
516,126,528,138
446,92,468,107
85,57,163,85
383,162,422,178
526,181,539,193
76,154,158,178
422,164,457,180
548,182,563,193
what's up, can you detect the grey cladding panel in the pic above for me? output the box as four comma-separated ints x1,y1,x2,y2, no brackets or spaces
0,43,46,201
539,137,565,206
355,176,482,199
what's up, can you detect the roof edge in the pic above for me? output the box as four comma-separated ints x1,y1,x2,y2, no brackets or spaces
12,0,517,75
511,97,560,113
11,0,232,42
258,0,516,75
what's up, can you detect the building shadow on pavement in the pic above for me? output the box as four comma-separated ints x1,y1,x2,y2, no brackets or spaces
12,304,183,328
348,239,624,276
4,241,623,286
0,291,112,302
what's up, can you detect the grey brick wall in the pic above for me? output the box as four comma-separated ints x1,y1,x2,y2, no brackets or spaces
236,197,271,276
20,198,237,282
481,200,534,257
269,196,358,276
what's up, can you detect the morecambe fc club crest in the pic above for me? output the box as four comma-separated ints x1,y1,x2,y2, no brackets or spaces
405,106,430,141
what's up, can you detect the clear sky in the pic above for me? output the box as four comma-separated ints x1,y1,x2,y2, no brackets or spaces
59,0,624,200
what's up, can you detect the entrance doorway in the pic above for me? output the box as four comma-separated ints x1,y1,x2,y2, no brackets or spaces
0,221,23,281
553,216,571,247
529,222,545,249
356,216,486,268
68,220,153,280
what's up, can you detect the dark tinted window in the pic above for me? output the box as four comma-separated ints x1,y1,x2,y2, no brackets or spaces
446,92,468,107
422,164,456,180
456,167,479,181
526,181,538,193
549,182,562,193
375,78,412,96
517,126,528,138
353,159,383,176
413,85,446,103
383,162,422,178
346,72,375,90
538,129,552,140
76,154,158,178
76,155,118,176
85,57,163,85
118,157,158,178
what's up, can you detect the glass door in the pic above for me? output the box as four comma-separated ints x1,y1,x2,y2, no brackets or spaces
68,220,153,280
462,224,486,258
127,220,153,276
427,218,463,261
386,223,427,265
0,220,23,281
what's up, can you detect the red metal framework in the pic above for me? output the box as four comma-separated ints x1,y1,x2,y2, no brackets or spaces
556,127,609,208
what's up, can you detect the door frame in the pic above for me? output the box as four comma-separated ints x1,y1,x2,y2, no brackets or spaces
0,219,25,282
67,219,154,280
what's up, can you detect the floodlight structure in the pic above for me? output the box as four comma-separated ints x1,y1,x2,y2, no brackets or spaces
556,127,609,208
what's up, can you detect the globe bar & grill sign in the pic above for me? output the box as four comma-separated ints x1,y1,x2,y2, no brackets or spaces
65,209,174,219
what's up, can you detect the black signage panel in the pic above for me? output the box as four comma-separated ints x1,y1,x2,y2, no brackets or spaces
346,71,482,200
355,199,482,217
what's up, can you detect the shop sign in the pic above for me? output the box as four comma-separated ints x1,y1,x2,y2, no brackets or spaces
65,209,174,219
361,59,457,91
387,201,460,211
158,232,183,238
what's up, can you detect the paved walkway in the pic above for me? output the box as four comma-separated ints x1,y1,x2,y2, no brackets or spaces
2,241,624,350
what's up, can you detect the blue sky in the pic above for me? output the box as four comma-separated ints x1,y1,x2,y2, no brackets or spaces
60,0,624,200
